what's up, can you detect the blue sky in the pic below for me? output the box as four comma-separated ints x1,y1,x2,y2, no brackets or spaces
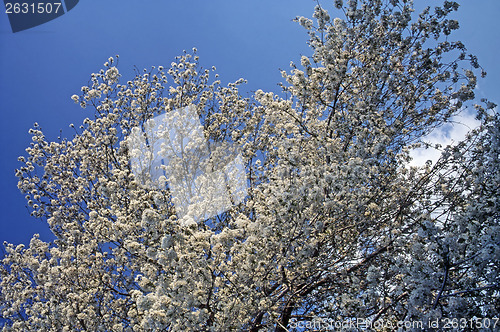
1,1,499,247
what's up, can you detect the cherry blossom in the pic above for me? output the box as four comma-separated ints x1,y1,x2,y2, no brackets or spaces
1,1,498,331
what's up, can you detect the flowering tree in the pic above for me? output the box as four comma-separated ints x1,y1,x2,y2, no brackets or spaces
1,0,498,331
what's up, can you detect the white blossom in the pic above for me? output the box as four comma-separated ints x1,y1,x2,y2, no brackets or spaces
1,1,498,331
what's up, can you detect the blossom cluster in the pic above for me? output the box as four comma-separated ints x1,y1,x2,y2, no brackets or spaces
1,1,498,331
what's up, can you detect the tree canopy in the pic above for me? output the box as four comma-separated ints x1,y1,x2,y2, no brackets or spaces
1,0,499,331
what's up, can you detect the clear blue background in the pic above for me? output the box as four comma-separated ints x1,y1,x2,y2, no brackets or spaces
1,1,499,249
